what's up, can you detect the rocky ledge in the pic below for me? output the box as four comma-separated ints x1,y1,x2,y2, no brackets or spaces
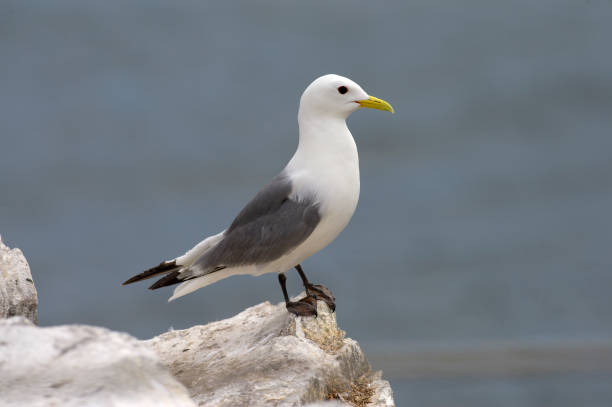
0,236,394,406
0,235,38,323
0,316,196,407
147,298,394,406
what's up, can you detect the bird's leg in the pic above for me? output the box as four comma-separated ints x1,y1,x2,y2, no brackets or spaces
278,273,317,317
294,264,336,312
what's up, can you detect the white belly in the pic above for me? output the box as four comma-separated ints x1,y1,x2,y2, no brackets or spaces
256,118,360,275
299,178,360,259
261,157,360,274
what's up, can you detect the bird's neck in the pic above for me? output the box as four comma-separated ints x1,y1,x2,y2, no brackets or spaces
291,115,358,169
289,113,361,221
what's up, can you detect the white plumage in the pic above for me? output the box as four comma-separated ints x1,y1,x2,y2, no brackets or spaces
123,74,393,309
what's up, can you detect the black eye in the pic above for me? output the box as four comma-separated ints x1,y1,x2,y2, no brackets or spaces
337,86,348,94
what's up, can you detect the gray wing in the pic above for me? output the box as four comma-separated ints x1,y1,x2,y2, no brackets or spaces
192,172,321,273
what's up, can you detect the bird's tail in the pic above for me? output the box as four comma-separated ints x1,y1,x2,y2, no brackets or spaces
168,266,248,302
122,231,228,297
121,260,181,286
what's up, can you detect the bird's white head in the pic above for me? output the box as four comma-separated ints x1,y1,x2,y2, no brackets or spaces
298,74,394,121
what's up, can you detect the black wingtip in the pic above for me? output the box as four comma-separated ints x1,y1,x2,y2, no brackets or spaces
148,270,182,290
122,260,179,286
121,276,142,286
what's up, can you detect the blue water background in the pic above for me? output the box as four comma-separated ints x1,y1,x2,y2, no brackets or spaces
2,1,612,405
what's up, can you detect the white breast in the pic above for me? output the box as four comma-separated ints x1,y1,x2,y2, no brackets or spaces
283,119,361,265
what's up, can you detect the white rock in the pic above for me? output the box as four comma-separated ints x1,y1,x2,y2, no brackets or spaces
0,239,394,405
369,373,395,407
0,235,38,323
146,297,395,407
0,316,196,407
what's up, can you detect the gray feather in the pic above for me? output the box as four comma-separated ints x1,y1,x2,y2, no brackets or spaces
192,172,320,273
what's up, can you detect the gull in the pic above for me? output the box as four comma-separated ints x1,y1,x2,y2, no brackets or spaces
122,74,393,316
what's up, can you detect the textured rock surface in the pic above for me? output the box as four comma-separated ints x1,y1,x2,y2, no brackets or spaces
146,297,394,407
0,235,38,323
0,316,196,407
0,239,394,406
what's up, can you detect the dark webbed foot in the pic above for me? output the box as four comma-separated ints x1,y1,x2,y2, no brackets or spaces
279,273,318,318
306,283,336,312
285,295,318,317
294,264,336,312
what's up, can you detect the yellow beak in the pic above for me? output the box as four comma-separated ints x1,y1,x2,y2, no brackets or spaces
357,95,394,113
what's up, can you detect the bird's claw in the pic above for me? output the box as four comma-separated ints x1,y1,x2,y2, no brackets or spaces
286,295,318,317
306,283,336,312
